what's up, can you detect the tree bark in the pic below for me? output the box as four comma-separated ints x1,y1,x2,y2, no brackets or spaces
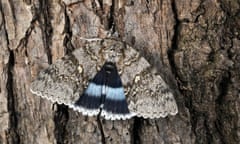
0,0,239,144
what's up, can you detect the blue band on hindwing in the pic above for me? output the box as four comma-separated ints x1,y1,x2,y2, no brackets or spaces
74,62,131,117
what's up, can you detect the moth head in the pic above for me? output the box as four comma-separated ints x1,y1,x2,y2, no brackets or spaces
101,39,124,63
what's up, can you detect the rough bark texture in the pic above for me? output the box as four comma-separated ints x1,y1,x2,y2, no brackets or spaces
0,0,239,144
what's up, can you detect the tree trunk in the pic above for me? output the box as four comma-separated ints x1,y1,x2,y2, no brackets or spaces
0,0,239,143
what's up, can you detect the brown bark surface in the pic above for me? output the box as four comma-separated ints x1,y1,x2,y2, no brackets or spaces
0,0,239,144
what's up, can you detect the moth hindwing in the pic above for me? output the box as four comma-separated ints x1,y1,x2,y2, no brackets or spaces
30,38,178,120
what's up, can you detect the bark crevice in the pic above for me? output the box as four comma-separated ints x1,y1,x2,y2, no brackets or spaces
6,51,20,144
39,0,53,64
97,117,106,144
54,104,69,144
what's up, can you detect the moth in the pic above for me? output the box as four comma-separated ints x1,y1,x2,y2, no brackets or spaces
30,38,178,120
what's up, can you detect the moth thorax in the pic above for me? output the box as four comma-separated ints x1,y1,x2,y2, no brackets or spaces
105,62,115,74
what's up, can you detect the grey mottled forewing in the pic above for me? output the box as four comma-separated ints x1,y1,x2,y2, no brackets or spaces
118,43,178,118
127,72,178,118
30,48,97,106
